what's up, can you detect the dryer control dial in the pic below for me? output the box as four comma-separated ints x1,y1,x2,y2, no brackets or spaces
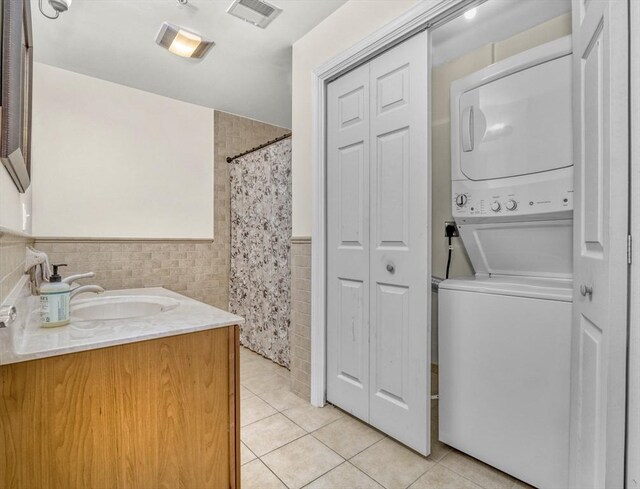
455,194,468,207
506,200,517,211
490,201,501,212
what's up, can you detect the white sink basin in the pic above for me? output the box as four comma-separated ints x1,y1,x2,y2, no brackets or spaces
71,295,180,321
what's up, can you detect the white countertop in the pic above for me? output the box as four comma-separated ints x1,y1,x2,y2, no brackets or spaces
0,283,244,366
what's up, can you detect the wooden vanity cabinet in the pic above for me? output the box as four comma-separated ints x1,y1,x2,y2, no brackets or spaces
0,325,241,489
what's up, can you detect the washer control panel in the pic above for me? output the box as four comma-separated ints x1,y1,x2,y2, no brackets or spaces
452,173,573,221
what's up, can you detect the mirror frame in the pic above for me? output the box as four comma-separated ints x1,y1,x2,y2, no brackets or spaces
1,0,33,193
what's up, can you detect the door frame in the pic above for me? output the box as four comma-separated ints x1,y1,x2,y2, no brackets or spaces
311,4,634,483
627,0,639,486
310,0,481,408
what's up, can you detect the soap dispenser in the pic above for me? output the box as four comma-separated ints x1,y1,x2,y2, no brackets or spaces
40,264,71,327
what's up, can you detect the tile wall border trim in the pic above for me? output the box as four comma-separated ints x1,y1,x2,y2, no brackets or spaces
34,237,216,243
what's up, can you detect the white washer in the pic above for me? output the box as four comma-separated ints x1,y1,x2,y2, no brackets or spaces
439,277,571,489
440,36,574,489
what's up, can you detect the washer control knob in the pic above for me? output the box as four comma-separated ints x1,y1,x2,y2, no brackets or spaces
506,199,517,211
490,201,501,212
455,194,468,207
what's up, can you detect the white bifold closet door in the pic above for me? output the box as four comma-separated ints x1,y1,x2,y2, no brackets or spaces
570,0,629,487
327,30,430,455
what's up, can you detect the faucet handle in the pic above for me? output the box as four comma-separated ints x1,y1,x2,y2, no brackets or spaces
0,305,17,328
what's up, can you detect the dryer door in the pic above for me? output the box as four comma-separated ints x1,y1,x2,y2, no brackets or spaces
459,54,572,181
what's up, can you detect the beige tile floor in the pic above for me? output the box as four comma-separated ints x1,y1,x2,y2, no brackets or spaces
240,347,532,489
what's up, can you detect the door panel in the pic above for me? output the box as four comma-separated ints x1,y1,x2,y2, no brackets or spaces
570,1,629,488
340,86,366,128
576,315,602,486
336,278,366,388
374,283,410,408
338,143,365,246
327,63,371,421
581,25,604,253
377,64,410,114
369,30,430,455
376,128,410,247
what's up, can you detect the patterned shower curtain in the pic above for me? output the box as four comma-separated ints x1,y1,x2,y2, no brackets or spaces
229,138,292,367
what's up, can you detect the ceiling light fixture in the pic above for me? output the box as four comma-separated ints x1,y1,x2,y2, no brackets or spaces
39,0,72,20
464,7,478,20
155,23,215,59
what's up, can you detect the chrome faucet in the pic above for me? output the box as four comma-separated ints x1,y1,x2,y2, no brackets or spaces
60,271,105,300
63,272,96,285
70,285,105,300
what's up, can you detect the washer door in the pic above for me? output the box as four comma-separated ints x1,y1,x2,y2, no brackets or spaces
458,219,573,279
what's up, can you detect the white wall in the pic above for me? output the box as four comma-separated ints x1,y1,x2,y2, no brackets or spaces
291,0,418,237
0,165,31,235
32,63,214,239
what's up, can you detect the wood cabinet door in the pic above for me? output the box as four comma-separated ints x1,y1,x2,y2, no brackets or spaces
0,327,239,489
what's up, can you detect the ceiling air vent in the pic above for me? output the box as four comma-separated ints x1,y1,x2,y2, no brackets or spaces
227,0,282,29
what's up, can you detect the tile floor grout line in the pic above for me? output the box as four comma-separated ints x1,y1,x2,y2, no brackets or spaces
277,407,338,434
268,397,314,428
298,460,382,489
246,393,349,486
279,399,349,434
347,453,396,489
241,440,257,460
306,430,355,460
252,432,318,461
345,439,396,488
346,435,389,461
256,435,346,488
251,387,304,415
308,414,342,430
309,428,387,462
256,457,292,489
434,456,507,489
343,460,387,489
346,436,437,489
240,411,284,431
246,429,308,459
350,435,387,458
239,382,259,398
239,399,278,428
404,462,439,489
292,459,342,489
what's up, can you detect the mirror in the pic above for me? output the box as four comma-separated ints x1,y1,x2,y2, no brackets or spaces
0,0,33,193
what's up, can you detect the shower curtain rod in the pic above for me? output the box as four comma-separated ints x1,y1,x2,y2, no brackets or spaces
226,133,292,163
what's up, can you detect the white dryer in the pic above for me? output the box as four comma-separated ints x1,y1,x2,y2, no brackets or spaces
439,36,573,489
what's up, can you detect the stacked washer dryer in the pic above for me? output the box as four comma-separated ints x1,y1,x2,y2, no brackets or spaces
439,37,573,489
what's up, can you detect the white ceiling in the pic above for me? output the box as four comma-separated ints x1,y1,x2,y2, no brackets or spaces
431,0,571,67
31,0,348,128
